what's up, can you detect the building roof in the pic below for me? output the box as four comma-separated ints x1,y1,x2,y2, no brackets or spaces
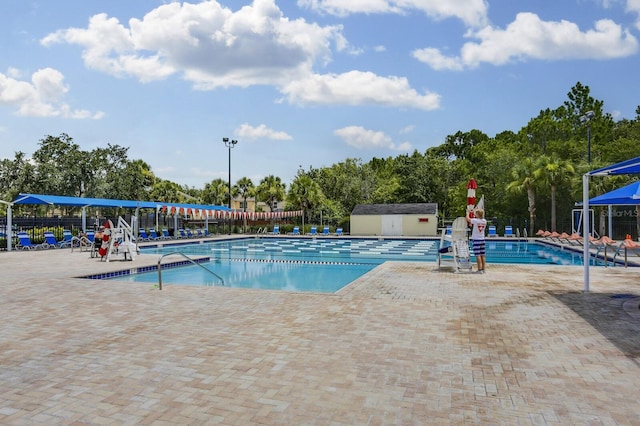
351,203,438,215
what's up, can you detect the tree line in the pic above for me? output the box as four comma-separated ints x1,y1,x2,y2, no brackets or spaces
1,82,640,236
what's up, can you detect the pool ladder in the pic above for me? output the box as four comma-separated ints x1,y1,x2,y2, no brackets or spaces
157,251,225,290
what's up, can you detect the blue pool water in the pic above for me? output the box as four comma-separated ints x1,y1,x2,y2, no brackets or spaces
106,238,596,293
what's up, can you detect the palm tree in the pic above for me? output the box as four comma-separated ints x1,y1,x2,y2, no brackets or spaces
234,177,255,232
256,175,286,212
202,178,228,206
287,174,324,233
506,157,537,235
534,155,575,232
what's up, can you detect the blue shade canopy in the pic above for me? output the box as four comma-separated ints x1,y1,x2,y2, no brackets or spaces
582,156,640,293
588,156,640,176
12,193,229,211
13,194,157,209
588,180,640,206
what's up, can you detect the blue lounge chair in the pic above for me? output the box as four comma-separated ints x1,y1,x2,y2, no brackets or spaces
138,229,151,241
17,232,47,250
161,228,172,239
487,226,497,237
504,226,514,237
185,228,195,238
307,226,317,236
288,226,300,235
272,226,280,235
149,228,162,240
43,231,72,248
62,229,75,245
322,226,330,236
335,228,343,236
177,228,188,238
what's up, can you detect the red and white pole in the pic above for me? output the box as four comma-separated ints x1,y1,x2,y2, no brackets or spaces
467,179,477,218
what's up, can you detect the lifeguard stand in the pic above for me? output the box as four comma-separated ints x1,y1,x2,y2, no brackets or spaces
437,217,473,273
102,216,138,262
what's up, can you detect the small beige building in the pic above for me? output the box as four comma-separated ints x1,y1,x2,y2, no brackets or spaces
350,203,439,237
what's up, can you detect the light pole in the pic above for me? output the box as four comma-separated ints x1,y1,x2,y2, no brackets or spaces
580,110,595,164
223,137,238,234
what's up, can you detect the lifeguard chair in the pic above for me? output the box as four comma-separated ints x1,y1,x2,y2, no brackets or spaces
98,216,138,262
437,217,473,273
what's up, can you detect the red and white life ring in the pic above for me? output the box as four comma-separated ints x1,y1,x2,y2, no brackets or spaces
98,220,113,257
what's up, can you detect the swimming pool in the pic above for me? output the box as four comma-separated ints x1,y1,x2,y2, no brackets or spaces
105,237,599,292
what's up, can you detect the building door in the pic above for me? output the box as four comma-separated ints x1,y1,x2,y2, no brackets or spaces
381,215,402,236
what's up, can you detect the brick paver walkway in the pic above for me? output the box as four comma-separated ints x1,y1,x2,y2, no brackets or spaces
1,245,639,425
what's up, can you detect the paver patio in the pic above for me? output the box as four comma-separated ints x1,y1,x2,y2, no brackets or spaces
1,242,639,425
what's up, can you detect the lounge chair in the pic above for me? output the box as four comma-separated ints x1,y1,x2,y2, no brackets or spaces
62,229,80,247
549,232,574,245
43,231,72,248
288,226,300,235
176,228,188,238
613,238,640,266
138,229,151,241
16,232,47,250
487,226,497,237
148,228,163,240
322,226,330,236
543,231,561,243
161,228,172,239
272,226,280,235
591,235,620,265
307,226,317,236
335,228,343,236
561,232,583,245
185,228,195,238
504,226,514,237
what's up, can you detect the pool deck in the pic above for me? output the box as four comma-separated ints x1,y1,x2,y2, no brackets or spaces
1,237,640,425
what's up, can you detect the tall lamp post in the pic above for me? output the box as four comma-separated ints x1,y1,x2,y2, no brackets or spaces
223,137,238,234
580,110,595,164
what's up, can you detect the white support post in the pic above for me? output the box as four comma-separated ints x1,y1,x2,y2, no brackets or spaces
582,174,590,292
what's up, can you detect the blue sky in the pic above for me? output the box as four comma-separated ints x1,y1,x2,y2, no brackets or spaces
1,0,639,189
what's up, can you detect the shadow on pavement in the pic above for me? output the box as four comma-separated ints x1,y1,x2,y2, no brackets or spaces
551,291,640,361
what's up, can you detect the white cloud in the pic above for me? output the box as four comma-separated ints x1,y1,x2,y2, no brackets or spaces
412,47,464,71
298,0,488,27
399,125,415,134
42,0,345,88
414,12,639,70
0,68,104,118
40,0,436,110
6,67,22,79
334,125,412,151
281,70,440,110
627,0,640,29
235,123,293,140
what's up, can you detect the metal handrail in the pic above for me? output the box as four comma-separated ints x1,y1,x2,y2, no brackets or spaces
157,251,225,290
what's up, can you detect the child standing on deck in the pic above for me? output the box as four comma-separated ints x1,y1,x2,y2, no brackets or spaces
466,208,487,273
